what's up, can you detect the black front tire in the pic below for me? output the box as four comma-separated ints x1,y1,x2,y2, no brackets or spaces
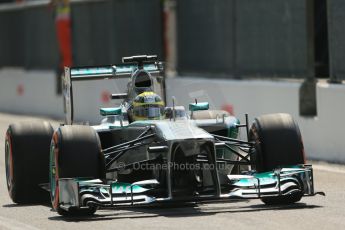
249,113,305,205
50,125,105,216
5,121,54,204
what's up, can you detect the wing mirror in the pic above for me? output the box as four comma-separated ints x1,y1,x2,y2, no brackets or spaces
100,107,122,116
189,102,209,111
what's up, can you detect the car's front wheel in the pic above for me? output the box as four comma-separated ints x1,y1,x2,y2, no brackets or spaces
50,125,105,216
249,113,305,205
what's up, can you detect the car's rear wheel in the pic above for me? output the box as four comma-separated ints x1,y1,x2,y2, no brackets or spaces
50,125,105,216
5,121,54,203
249,113,305,205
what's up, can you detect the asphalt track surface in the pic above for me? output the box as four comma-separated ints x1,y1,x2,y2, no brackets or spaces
0,112,344,230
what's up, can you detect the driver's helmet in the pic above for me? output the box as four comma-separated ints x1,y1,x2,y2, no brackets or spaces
131,91,165,121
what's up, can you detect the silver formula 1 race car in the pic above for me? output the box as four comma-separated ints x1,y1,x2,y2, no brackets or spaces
5,55,323,216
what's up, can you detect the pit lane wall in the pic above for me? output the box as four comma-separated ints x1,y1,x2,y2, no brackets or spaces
0,68,344,163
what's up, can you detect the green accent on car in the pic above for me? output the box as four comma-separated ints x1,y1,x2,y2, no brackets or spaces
233,167,307,187
78,180,149,194
189,102,209,111
71,67,113,76
233,172,276,187
117,64,158,74
109,125,122,129
228,119,240,139
110,182,149,194
100,107,122,116
70,64,158,78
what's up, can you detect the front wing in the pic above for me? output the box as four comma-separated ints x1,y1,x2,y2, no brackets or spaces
57,165,323,211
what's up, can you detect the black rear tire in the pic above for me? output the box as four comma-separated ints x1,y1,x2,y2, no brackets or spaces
50,125,105,216
249,113,305,205
5,121,54,204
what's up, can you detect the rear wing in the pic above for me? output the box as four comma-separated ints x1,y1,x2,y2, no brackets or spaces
69,63,163,81
63,58,164,125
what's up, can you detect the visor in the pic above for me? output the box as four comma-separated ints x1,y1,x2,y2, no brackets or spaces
133,105,163,119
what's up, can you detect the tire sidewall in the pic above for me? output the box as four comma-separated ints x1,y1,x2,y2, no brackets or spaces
5,122,54,203
5,128,15,199
50,131,60,210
